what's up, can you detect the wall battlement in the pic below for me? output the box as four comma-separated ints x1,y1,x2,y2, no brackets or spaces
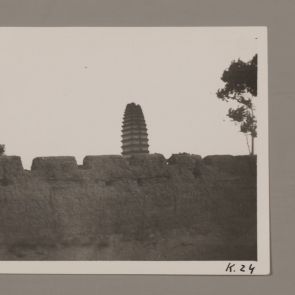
0,153,256,179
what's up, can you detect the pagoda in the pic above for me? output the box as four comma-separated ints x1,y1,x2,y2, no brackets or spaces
121,103,149,156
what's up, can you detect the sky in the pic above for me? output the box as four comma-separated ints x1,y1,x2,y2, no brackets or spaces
0,27,262,169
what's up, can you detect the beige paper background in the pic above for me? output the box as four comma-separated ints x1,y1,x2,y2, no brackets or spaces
0,0,294,294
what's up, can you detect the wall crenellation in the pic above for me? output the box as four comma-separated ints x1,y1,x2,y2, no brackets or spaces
0,153,256,177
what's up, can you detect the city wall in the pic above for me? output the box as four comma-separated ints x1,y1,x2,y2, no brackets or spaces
0,154,257,260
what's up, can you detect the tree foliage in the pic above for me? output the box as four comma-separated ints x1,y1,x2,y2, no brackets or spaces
0,144,5,156
217,54,257,154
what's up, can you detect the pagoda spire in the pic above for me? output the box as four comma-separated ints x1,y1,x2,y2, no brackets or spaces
121,103,149,156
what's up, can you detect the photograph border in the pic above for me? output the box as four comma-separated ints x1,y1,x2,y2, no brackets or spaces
1,0,295,294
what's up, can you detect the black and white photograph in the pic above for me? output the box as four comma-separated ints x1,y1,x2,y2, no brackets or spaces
0,27,269,274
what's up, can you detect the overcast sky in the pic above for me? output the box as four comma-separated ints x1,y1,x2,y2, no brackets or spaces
0,28,262,169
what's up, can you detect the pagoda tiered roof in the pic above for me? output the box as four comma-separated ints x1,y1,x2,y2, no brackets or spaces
121,103,149,156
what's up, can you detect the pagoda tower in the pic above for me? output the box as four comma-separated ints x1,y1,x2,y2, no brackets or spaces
121,103,149,156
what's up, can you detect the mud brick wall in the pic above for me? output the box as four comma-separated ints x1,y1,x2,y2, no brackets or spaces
0,154,257,260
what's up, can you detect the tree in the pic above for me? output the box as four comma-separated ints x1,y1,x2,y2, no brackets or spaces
0,144,5,156
217,54,257,155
